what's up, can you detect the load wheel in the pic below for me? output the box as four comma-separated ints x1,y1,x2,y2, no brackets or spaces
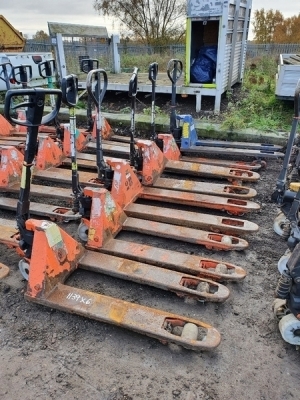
279,313,300,345
77,222,89,242
272,298,289,320
19,259,30,281
277,250,291,274
273,212,291,238
168,322,200,352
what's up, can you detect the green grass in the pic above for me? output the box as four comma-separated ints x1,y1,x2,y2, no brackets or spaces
221,55,294,132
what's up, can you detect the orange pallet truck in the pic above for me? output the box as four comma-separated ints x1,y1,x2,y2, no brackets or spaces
0,86,229,351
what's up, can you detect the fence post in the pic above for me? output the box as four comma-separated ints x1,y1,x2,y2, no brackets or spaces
111,34,121,73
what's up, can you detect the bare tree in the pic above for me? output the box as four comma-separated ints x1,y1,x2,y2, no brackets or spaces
93,0,186,45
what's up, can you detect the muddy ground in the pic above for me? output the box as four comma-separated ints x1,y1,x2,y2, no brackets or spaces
0,92,299,399
1,157,299,400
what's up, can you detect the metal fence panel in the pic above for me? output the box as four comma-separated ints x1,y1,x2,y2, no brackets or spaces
24,40,300,71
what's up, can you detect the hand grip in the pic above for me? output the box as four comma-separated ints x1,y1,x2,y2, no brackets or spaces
167,59,183,84
38,59,56,78
80,58,99,74
86,68,108,107
61,74,78,107
148,62,158,83
11,65,33,85
129,67,138,98
0,61,12,84
4,88,62,126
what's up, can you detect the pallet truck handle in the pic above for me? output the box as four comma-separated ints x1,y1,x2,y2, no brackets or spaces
86,68,108,107
38,59,56,79
0,61,13,87
4,88,62,127
61,74,78,107
10,64,33,86
129,67,138,98
148,62,158,83
80,58,99,74
271,78,300,204
167,59,183,84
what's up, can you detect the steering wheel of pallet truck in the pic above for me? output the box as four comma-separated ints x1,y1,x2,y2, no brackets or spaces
4,88,62,127
148,62,158,83
167,59,183,84
86,68,108,107
129,67,138,98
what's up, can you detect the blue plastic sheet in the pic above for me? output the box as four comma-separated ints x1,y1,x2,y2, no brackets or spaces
190,45,218,83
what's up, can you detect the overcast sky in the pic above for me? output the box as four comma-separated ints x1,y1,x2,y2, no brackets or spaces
1,0,299,38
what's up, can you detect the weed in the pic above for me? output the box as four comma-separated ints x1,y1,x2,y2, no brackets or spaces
143,105,163,116
75,100,87,109
221,55,295,132
120,106,132,113
205,123,215,132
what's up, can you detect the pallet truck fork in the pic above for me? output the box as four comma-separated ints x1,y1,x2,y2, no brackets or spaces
1,88,227,351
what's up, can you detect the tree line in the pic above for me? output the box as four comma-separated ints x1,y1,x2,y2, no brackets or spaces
31,4,299,46
252,9,300,44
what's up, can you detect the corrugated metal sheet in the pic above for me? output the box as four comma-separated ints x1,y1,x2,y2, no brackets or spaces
48,22,108,38
222,45,232,90
0,15,25,51
231,42,242,84
275,58,300,98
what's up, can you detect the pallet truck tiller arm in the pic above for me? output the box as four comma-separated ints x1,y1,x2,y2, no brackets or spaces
61,73,85,213
271,79,300,205
148,62,163,151
80,58,99,131
4,87,62,257
128,67,143,171
167,58,183,146
86,67,114,189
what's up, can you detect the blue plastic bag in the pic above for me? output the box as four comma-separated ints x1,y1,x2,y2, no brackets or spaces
190,45,217,83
